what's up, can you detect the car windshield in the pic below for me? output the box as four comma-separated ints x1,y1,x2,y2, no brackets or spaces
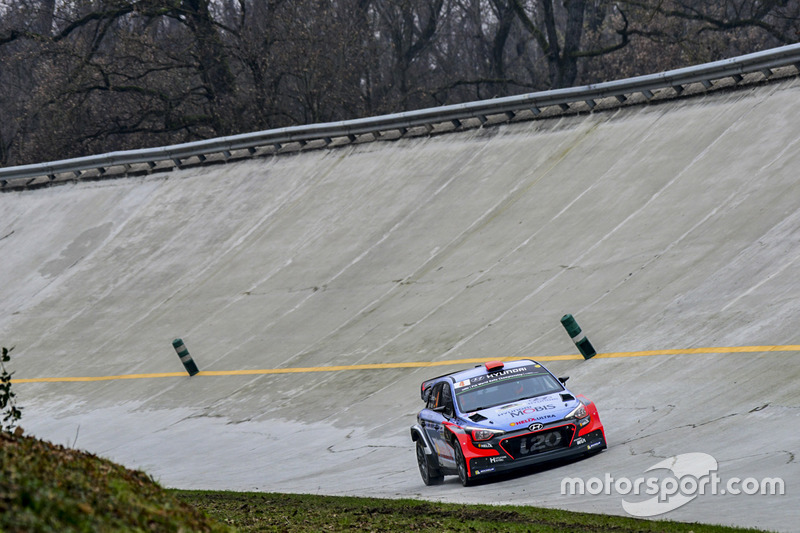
454,368,563,413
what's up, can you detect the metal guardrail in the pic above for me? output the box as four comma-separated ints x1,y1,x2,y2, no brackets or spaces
2,43,800,190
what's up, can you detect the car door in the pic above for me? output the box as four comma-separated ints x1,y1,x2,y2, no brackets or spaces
422,381,457,469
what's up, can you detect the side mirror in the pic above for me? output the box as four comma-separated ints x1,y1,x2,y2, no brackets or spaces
559,376,569,385
432,405,454,418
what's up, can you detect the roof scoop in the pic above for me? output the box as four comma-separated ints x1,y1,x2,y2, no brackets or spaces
485,360,505,372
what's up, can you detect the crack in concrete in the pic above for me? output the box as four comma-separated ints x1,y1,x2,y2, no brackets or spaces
326,443,405,454
620,411,739,445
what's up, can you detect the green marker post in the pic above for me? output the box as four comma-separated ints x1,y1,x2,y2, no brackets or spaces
560,314,597,360
172,338,199,376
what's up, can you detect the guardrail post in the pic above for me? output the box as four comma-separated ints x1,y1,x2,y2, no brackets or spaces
560,314,597,360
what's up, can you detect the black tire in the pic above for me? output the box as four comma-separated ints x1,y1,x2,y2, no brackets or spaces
454,443,472,487
416,441,443,485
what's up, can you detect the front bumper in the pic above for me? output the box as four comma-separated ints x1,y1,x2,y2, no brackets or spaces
468,428,606,477
457,405,607,479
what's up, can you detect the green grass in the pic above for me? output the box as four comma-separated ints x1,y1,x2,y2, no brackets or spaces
175,490,769,532
0,432,231,532
1,431,770,532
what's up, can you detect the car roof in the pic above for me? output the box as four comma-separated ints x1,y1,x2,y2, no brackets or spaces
448,359,537,382
420,359,538,400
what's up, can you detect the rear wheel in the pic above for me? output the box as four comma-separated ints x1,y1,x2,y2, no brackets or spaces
416,441,443,485
454,443,472,486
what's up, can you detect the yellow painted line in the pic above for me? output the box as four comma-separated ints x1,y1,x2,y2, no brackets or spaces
592,345,800,359
11,345,799,384
13,372,187,383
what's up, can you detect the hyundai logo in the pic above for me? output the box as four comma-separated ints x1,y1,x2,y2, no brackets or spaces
528,423,544,431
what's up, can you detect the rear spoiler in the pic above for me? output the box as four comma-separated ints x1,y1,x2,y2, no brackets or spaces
420,379,435,401
420,374,457,401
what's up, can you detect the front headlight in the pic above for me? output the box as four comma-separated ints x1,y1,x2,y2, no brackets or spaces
467,427,504,441
565,403,588,420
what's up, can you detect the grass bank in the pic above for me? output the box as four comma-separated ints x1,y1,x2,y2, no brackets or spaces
0,432,230,532
176,490,769,532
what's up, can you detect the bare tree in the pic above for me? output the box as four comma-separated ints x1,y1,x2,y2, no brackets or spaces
0,0,797,166
365,0,446,110
500,0,630,88
583,0,800,81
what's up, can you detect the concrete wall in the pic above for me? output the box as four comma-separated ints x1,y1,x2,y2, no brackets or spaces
2,76,799,531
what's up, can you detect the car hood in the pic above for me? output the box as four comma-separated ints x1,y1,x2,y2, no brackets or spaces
463,392,581,431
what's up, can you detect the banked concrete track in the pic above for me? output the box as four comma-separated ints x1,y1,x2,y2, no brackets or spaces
2,76,799,531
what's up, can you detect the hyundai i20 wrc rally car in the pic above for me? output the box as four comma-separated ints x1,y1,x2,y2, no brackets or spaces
410,359,606,486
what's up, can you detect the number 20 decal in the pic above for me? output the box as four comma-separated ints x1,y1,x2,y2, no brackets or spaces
520,431,562,455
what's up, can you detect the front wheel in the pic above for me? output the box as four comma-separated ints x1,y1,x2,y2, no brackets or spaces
454,443,472,487
416,441,443,485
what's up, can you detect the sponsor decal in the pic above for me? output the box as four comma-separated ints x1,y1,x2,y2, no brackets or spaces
526,396,550,403
489,456,506,464
573,437,587,446
506,404,556,418
434,442,454,460
497,396,551,413
508,414,556,427
474,468,496,475
459,367,535,392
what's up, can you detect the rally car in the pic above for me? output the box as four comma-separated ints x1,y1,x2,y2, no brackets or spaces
410,359,606,486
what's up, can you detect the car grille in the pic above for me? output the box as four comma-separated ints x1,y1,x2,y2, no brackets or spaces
500,424,576,459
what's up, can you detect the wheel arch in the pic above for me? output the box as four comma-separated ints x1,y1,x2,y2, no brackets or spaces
410,424,434,453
